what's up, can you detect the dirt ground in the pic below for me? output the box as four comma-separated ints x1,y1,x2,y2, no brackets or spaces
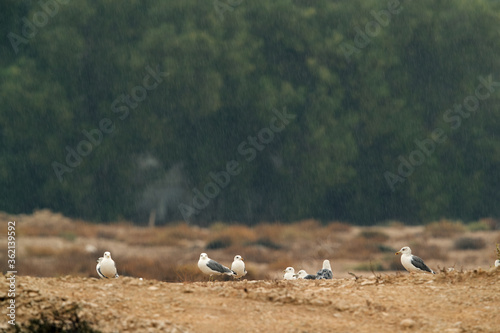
2,269,499,333
1,210,500,332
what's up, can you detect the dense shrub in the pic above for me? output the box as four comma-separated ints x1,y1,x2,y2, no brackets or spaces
454,237,486,250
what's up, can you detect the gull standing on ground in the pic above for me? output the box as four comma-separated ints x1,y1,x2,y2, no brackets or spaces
315,259,333,279
297,270,316,279
396,246,435,274
198,253,236,279
283,267,297,280
231,255,247,279
495,244,500,267
96,251,119,278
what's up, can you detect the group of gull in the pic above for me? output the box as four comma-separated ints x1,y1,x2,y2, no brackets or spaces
197,253,335,280
94,245,500,280
195,246,436,280
283,259,333,280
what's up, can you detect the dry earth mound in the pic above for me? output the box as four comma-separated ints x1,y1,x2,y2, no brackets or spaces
2,269,499,332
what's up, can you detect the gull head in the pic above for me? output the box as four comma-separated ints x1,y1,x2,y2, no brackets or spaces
296,270,308,278
396,246,411,256
200,253,208,260
234,255,244,261
284,267,295,274
322,259,332,270
104,251,111,259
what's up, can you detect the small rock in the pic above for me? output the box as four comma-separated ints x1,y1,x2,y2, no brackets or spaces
400,318,416,328
360,280,376,286
444,329,462,333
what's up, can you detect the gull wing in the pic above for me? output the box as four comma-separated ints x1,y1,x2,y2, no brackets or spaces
411,256,434,273
207,259,233,274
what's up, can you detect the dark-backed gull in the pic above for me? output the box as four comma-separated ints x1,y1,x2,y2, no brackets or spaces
396,246,435,274
315,259,333,279
96,251,119,278
198,253,235,278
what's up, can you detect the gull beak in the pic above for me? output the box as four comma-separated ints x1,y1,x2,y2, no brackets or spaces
395,251,400,255
241,257,244,261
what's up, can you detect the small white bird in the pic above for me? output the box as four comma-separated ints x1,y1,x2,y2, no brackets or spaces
495,244,500,268
96,251,118,278
283,267,297,280
198,253,235,278
297,269,316,280
396,246,435,274
231,255,247,279
315,259,333,279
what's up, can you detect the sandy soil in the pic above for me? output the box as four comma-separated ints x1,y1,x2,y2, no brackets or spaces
2,269,499,333
1,210,500,332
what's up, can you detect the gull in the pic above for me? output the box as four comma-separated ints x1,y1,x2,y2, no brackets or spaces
283,267,297,280
297,270,316,280
231,255,247,279
96,251,119,278
396,246,435,274
198,253,236,279
315,259,333,279
495,244,500,267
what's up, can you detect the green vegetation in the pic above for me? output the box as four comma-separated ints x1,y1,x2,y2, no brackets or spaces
1,0,500,225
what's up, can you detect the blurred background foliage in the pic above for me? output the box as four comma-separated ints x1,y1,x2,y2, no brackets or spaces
1,0,499,225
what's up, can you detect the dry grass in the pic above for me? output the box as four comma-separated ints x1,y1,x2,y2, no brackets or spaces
335,230,391,261
336,236,381,260
325,221,353,233
357,230,390,242
409,243,448,261
206,224,257,249
253,223,285,243
25,245,64,257
239,245,285,264
454,237,486,250
5,210,500,282
424,219,466,238
267,258,296,272
167,223,207,240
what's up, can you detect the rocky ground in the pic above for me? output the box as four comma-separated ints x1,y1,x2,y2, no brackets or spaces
1,210,500,332
2,268,499,332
